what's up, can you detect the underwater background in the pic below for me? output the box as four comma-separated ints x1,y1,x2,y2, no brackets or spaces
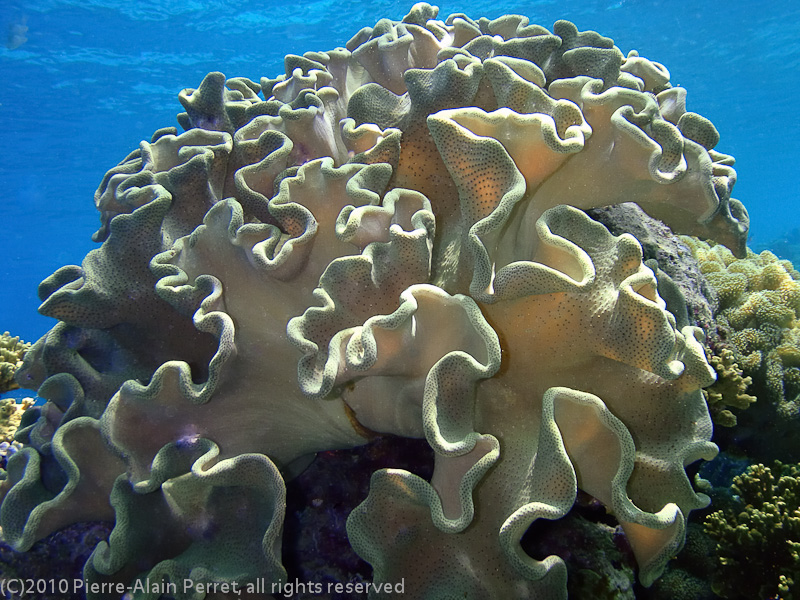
2,1,800,599
1,0,799,342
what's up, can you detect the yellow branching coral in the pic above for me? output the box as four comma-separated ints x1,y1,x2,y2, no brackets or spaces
0,332,31,393
683,238,800,316
705,462,800,600
703,348,756,427
683,237,800,418
0,397,34,444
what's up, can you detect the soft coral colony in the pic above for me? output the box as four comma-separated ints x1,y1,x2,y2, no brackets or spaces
0,3,749,598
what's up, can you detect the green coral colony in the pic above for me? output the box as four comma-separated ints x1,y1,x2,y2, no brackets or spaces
1,3,767,598
705,462,800,600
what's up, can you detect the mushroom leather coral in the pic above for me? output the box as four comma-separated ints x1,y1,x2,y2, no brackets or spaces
2,4,740,598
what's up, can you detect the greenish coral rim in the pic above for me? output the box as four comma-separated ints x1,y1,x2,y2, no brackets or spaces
40,193,174,329
86,439,286,600
122,270,233,406
426,108,597,302
346,439,500,560
429,108,691,379
348,283,502,454
267,158,390,242
556,76,720,222
334,187,434,247
499,387,688,587
348,431,499,544
1,416,122,552
495,204,601,299
146,157,395,406
26,372,86,450
418,289,502,455
288,189,435,398
0,446,50,550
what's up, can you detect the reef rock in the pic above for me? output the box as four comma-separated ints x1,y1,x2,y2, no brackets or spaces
3,4,746,599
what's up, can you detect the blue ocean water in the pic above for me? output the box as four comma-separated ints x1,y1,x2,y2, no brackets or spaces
1,0,798,344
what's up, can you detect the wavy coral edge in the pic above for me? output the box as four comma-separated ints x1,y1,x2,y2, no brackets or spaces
86,438,286,597
498,386,712,587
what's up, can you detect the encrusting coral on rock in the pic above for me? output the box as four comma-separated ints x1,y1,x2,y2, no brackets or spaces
1,4,749,598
